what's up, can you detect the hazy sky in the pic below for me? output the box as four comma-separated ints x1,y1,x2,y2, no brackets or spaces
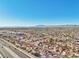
0,0,79,27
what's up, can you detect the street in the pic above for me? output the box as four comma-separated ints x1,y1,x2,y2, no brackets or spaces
0,39,30,58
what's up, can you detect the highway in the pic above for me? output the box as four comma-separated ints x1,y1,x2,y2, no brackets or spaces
0,39,30,58
0,43,15,58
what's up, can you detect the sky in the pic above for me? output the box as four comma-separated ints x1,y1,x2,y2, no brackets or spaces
0,0,79,27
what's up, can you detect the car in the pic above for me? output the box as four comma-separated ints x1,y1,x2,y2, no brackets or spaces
1,46,3,48
8,46,10,48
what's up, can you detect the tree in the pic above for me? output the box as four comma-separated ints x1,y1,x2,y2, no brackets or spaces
48,38,54,44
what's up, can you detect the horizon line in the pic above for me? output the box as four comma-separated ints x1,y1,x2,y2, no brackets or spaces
0,24,79,28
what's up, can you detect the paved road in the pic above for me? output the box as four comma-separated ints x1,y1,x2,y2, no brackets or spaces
0,52,3,58
0,43,15,58
0,39,30,58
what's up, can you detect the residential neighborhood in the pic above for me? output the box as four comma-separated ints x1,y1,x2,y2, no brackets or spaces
0,27,79,58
